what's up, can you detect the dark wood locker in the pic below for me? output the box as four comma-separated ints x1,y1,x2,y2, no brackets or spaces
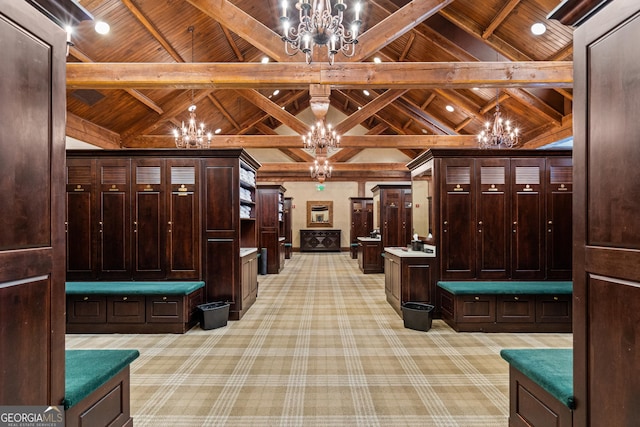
66,158,97,280
257,185,286,274
132,159,166,279
350,197,374,258
0,0,83,404
476,158,511,279
545,158,572,279
203,158,238,304
566,1,640,424
439,158,475,279
166,159,200,279
510,158,545,280
97,159,132,279
372,185,411,249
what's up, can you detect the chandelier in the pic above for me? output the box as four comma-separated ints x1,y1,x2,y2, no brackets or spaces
280,0,362,65
173,26,212,149
303,120,341,152
310,157,332,183
477,91,519,149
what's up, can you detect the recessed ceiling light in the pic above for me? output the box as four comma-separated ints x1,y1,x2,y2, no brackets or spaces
446,105,454,112
531,22,546,35
421,129,428,134
273,89,280,96
472,87,479,91
281,106,285,110
261,57,270,63
357,106,362,110
363,90,370,96
215,128,222,134
373,57,381,63
94,21,110,35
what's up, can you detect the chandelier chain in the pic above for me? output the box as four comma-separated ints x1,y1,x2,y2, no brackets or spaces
174,26,212,149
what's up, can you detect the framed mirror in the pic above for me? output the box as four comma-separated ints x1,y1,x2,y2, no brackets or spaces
307,201,333,227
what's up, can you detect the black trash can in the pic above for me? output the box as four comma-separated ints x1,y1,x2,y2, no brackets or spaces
198,301,230,330
401,302,434,332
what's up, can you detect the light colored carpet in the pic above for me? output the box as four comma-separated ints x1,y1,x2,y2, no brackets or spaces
66,252,572,426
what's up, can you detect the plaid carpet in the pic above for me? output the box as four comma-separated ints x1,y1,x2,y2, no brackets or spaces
66,253,572,426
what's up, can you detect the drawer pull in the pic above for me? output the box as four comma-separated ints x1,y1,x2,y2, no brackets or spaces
514,296,519,301
553,296,558,301
474,296,480,301
162,296,167,300
122,296,128,301
83,296,89,301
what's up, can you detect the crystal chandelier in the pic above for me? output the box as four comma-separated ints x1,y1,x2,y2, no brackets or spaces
280,0,362,65
173,26,212,149
302,120,341,152
310,156,332,183
477,91,519,149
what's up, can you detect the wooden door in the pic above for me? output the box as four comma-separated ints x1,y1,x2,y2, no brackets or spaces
573,2,640,425
476,158,510,279
66,158,97,280
166,159,200,279
545,157,572,279
132,159,166,279
510,158,545,279
0,0,66,404
440,158,475,279
97,159,131,279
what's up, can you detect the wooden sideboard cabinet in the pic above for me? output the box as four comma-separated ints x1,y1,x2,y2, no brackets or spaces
300,230,341,252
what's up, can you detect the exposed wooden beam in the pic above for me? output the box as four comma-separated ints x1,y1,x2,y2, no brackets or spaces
66,61,573,90
121,0,184,63
218,23,244,61
207,93,240,129
236,89,309,134
279,149,315,163
68,46,164,114
482,0,521,40
187,0,293,62
352,0,454,61
334,89,408,134
66,113,121,149
399,33,416,61
124,134,478,148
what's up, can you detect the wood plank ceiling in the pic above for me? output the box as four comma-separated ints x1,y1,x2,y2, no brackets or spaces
65,0,574,182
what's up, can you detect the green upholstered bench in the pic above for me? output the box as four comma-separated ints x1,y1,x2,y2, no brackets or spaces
66,281,205,334
64,349,139,427
437,281,573,333
500,348,574,426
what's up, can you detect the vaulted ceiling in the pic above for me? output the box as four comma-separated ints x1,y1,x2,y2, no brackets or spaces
65,0,574,181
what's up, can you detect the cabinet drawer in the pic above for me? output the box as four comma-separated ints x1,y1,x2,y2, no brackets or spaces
536,295,572,323
107,296,145,323
440,290,455,320
457,295,496,323
146,296,183,323
67,296,107,324
497,295,535,323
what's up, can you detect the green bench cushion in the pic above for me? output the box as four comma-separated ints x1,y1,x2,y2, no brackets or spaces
285,243,293,247
66,281,205,295
437,281,572,295
500,348,574,409
64,349,140,410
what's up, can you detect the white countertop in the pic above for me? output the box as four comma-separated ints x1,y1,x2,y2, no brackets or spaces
384,244,436,258
240,247,258,257
357,237,381,242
